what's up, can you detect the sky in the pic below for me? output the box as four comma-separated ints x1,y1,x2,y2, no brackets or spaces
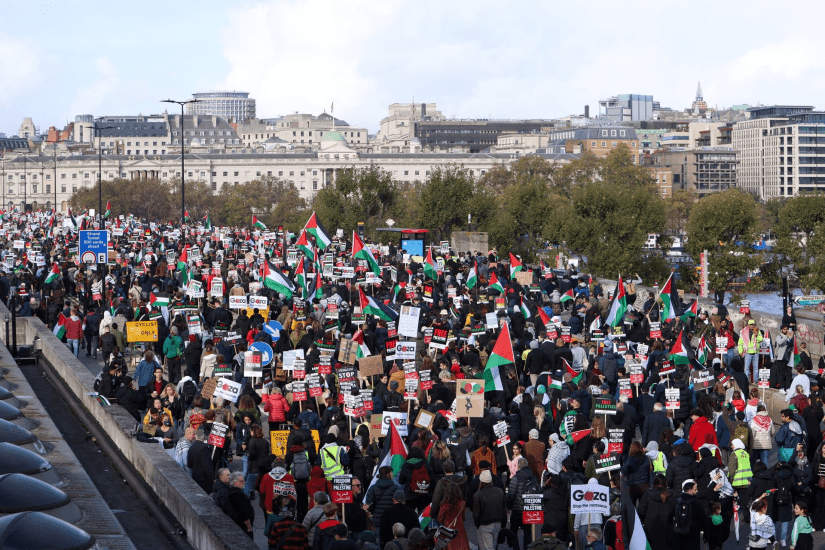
3,1,825,137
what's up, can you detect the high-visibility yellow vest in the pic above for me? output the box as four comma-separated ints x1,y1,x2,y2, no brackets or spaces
321,444,345,479
732,449,752,487
652,452,667,476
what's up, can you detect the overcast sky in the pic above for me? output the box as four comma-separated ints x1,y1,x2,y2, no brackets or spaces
3,1,825,137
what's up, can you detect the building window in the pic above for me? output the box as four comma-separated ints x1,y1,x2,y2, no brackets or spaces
313,181,318,190
404,171,409,176
127,150,131,154
234,171,239,177
32,185,37,193
72,186,77,192
153,142,157,146
45,174,50,180
212,172,216,176
212,181,217,191
289,171,294,176
631,142,636,147
415,171,419,176
162,172,168,177
602,130,608,137
223,171,228,176
72,174,77,179
591,141,596,147
662,175,667,183
300,171,305,176
46,185,50,193
620,130,626,137
612,142,617,147
188,172,193,177
61,174,66,179
61,186,66,193
153,150,157,155
278,171,283,177
601,142,606,147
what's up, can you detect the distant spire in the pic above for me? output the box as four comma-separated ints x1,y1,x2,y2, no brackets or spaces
696,81,703,101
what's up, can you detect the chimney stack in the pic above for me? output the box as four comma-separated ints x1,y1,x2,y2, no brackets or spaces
584,105,590,118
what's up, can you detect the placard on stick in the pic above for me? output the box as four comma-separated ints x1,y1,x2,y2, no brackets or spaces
414,409,436,430
201,378,218,399
338,338,358,365
359,354,384,377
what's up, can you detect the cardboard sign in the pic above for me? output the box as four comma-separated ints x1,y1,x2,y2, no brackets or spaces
359,355,384,377
494,421,510,447
208,422,228,448
456,393,484,417
331,475,353,504
403,362,419,380
495,297,506,310
414,409,436,430
338,339,358,365
740,300,750,315
243,350,263,377
618,378,633,400
515,271,533,286
758,368,771,389
404,379,419,400
594,453,621,473
292,381,307,401
200,378,218,399
522,494,544,524
649,322,661,339
665,388,680,410
594,397,617,415
561,326,571,344
485,312,498,330
692,369,715,391
423,284,433,303
369,414,384,439
227,295,247,309
213,378,243,403
570,484,610,515
126,321,158,342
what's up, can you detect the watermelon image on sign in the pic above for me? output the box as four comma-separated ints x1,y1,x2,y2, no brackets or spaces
459,381,484,394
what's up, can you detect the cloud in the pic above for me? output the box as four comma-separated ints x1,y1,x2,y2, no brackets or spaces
66,57,119,118
0,32,42,108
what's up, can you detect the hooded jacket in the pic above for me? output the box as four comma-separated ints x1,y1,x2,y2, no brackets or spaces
776,417,804,450
688,416,718,451
364,477,402,529
506,466,538,512
637,487,676,549
665,454,695,492
397,458,435,500
263,391,290,423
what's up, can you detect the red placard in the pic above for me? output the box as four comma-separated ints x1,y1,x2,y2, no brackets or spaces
318,363,332,375
309,386,323,398
331,475,353,503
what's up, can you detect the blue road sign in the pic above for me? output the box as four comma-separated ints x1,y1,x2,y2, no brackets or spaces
79,230,109,264
263,321,283,340
249,341,274,366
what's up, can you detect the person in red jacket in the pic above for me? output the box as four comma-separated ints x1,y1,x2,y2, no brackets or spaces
64,307,84,357
688,408,719,451
263,386,290,426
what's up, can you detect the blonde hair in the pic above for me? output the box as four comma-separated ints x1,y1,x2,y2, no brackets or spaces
534,406,546,429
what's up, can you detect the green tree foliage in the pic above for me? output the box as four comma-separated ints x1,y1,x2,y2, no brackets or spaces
70,178,179,222
663,189,697,237
685,188,763,297
562,147,666,276
312,166,397,234
417,165,476,241
216,177,307,230
773,193,825,294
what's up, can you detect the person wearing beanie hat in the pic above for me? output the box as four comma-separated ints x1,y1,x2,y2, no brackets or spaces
529,429,540,440
473,459,507,550
377,488,420,545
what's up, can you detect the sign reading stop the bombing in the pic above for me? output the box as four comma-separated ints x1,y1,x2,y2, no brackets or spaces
522,494,544,524
331,475,353,503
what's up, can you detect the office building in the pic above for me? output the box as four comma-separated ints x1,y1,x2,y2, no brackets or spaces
598,94,654,122
185,91,256,121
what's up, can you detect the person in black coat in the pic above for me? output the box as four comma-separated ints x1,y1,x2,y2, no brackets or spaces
187,436,216,494
225,472,255,538
637,476,676,550
115,376,144,422
182,336,203,381
378,492,421,546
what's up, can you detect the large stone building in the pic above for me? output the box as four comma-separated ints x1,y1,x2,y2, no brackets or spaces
545,126,642,163
237,112,369,150
653,148,739,197
732,105,825,198
0,132,574,212
185,91,256,122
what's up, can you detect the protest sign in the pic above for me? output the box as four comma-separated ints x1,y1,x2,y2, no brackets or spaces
214,379,243,403
522,494,543,524
398,306,420,338
570,484,610,515
208,422,228,448
331,475,353,504
414,409,436,430
359,355,384,377
665,388,680,410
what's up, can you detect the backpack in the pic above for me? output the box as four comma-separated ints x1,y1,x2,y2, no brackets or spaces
775,478,794,507
733,423,749,447
409,465,431,495
101,333,115,354
180,380,197,407
188,412,206,431
523,475,540,497
673,498,694,535
292,450,311,480
93,371,103,393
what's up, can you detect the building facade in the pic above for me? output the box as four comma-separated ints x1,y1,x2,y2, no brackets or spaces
185,91,256,122
545,126,642,163
598,94,654,121
653,148,738,197
732,105,825,198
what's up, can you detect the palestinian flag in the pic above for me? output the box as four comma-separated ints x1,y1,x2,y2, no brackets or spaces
44,263,61,284
565,358,583,385
303,211,332,250
419,505,433,531
204,214,212,230
589,315,601,334
352,329,371,358
53,313,67,339
176,247,190,286
680,300,698,322
308,256,324,300
295,257,308,298
352,232,381,276
488,272,505,294
560,288,574,303
358,286,398,322
367,419,407,491
538,306,552,327
605,275,627,327
697,336,711,365
550,376,563,391
622,477,653,550
483,322,513,392
449,305,460,319
669,329,694,365
183,210,191,223
466,262,478,290
295,230,315,262
660,273,681,320
392,282,406,304
519,297,531,320
252,215,267,231
792,336,802,368
571,429,591,443
104,201,111,218
262,260,295,298
424,246,437,281
509,252,523,279
149,292,170,310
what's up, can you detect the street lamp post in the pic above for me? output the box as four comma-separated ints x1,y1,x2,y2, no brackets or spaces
92,123,115,227
161,98,200,227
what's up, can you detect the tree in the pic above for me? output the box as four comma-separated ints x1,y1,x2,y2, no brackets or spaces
773,194,825,294
561,147,666,277
69,178,178,221
685,188,763,300
417,165,476,241
663,189,697,237
216,177,307,229
313,166,398,234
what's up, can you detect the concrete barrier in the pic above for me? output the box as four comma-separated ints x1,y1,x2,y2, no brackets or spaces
0,301,257,550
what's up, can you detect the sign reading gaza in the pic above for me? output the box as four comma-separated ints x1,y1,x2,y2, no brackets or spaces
569,484,610,515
